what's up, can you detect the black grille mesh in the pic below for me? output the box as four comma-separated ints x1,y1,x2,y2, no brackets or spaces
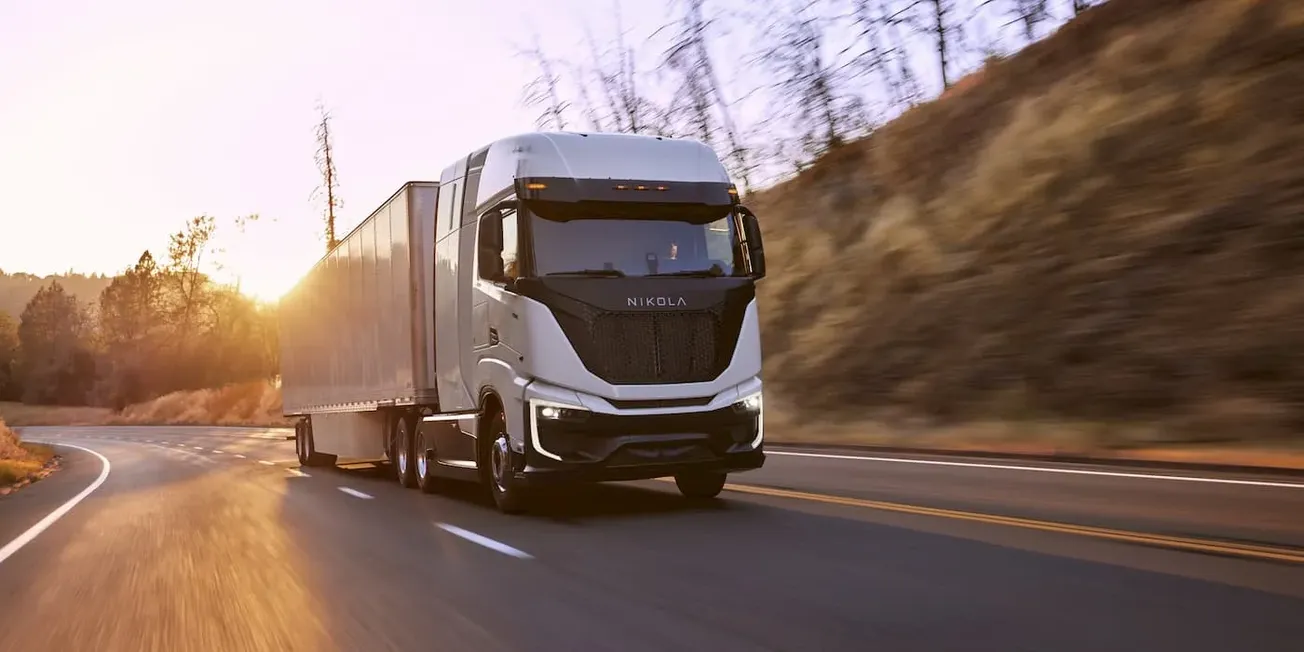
559,306,727,384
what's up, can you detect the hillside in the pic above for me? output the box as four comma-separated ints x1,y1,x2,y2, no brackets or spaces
750,0,1304,444
0,271,112,320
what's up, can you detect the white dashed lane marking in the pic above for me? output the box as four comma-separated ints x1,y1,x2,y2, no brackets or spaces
435,523,533,559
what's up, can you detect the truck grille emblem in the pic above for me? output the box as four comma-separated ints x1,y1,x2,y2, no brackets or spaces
627,296,688,308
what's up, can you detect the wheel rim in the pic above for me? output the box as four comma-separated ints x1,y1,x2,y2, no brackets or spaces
490,433,509,494
416,429,428,478
397,423,408,475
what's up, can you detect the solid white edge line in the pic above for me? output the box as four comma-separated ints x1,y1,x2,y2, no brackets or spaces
338,487,373,499
435,523,533,559
767,450,1304,489
0,443,111,566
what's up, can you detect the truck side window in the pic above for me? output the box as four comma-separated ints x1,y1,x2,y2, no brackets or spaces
501,208,520,279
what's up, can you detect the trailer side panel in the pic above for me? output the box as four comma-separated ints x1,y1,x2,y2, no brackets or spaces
280,181,440,415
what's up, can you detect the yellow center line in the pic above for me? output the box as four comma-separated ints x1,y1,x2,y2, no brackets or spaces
670,480,1304,564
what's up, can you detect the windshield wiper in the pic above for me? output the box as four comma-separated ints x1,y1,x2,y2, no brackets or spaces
545,269,626,277
646,269,726,277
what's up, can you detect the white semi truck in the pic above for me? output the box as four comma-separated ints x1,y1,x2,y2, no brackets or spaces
279,131,768,513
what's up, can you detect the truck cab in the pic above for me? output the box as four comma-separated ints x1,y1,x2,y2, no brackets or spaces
421,132,768,512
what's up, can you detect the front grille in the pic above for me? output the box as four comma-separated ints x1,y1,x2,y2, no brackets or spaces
564,309,726,384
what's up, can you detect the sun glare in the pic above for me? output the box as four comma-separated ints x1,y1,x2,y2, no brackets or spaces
235,274,297,303
214,215,322,305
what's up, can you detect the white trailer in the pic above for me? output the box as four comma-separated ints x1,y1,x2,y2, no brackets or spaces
280,132,769,513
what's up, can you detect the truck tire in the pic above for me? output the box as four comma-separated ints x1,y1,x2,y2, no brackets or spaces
395,414,418,489
415,423,441,494
483,408,528,514
298,418,337,468
295,420,310,466
675,471,726,500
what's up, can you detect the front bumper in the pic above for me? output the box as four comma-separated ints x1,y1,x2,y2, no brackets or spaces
516,400,765,486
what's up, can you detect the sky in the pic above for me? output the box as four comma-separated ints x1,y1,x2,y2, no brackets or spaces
0,0,674,300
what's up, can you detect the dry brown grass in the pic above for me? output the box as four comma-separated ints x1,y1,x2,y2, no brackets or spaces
0,381,291,430
750,0,1304,447
107,380,292,427
0,417,56,487
0,417,24,460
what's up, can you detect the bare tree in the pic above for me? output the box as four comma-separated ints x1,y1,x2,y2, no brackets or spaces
760,0,866,167
312,101,342,252
578,4,671,136
847,0,926,110
519,33,570,131
989,0,1052,42
922,0,956,90
164,215,217,346
561,57,610,131
662,0,756,192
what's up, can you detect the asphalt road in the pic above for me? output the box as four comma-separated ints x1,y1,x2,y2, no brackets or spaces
2,426,1303,652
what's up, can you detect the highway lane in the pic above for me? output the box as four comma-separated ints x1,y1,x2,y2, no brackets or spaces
751,447,1304,549
0,426,1302,651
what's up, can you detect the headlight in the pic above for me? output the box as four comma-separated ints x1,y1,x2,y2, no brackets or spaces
528,398,591,462
535,403,590,421
732,391,762,413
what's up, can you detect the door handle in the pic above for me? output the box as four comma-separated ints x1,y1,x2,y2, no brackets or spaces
488,327,500,345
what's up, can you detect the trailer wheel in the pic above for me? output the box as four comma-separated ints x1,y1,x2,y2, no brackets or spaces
483,409,528,514
395,414,418,488
299,418,337,468
674,471,727,500
295,420,310,466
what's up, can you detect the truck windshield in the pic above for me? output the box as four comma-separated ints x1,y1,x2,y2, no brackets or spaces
529,210,744,278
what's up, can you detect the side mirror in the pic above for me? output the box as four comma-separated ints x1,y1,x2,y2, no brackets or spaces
478,210,505,281
740,207,766,280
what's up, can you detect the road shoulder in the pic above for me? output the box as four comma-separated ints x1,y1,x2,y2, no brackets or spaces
0,444,104,561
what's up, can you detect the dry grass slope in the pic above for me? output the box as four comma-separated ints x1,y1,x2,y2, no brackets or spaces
750,0,1304,444
108,381,292,427
0,381,291,430
1,417,56,487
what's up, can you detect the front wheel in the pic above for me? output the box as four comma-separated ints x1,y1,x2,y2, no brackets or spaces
395,415,417,489
675,471,727,500
415,423,442,494
483,409,529,514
